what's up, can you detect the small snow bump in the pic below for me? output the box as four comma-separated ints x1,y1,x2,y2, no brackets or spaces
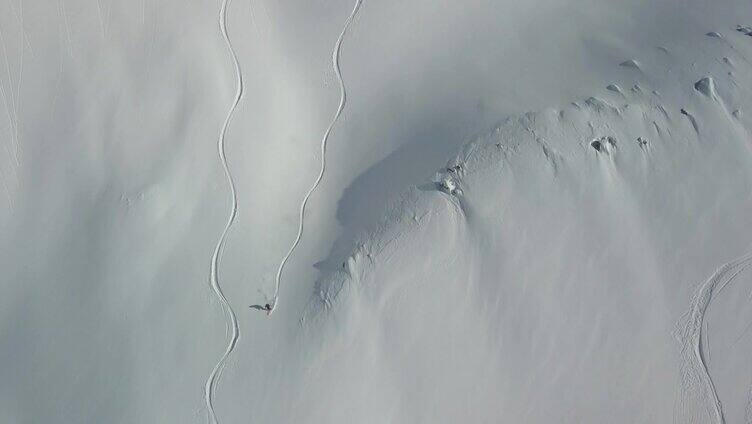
693,76,717,98
619,59,641,70
585,97,615,112
706,31,723,38
732,109,742,118
737,25,752,36
606,84,623,94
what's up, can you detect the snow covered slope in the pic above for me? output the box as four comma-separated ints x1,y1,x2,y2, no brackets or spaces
292,21,752,424
1,0,752,423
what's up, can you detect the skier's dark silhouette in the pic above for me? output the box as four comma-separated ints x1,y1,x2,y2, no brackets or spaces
249,303,273,316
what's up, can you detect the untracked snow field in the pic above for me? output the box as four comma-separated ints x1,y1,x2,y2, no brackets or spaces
2,1,752,423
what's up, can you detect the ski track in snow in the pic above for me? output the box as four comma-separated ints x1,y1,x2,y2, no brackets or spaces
0,2,29,208
267,0,363,315
676,252,752,424
204,0,243,423
0,25,20,167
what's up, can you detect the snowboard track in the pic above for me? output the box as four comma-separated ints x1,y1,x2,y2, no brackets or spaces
204,0,243,423
268,0,363,315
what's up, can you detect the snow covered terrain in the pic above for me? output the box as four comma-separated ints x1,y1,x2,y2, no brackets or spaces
2,0,752,423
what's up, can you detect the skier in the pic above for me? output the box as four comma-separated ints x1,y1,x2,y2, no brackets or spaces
249,302,274,316
249,288,275,316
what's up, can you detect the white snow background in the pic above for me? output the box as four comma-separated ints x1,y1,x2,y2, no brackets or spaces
1,0,752,423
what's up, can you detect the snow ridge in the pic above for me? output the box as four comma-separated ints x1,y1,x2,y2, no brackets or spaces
269,0,363,315
204,0,243,422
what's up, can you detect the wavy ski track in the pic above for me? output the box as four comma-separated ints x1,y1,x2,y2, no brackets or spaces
676,252,752,424
204,0,243,422
268,0,363,315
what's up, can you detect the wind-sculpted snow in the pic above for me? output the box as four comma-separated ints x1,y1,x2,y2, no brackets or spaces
297,24,752,422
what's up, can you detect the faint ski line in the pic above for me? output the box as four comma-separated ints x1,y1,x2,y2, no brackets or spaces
8,0,35,58
14,20,23,164
0,81,19,167
705,319,711,364
676,252,752,424
248,0,262,41
59,0,75,58
268,0,363,315
203,0,243,423
95,0,106,38
104,0,112,39
0,25,19,166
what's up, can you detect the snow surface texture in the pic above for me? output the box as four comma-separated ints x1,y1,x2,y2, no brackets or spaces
2,1,752,423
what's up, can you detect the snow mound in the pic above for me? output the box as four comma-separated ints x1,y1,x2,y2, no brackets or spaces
694,76,718,99
619,59,641,70
606,83,624,94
